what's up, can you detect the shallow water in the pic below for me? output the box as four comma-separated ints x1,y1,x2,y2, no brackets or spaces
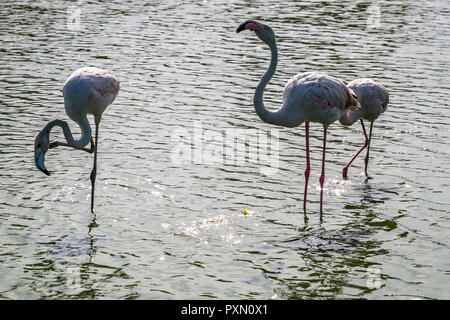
0,0,449,299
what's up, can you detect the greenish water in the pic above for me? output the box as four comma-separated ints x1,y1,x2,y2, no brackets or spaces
0,0,449,299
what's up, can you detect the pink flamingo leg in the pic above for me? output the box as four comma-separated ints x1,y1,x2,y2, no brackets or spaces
303,122,310,212
364,121,374,177
90,120,100,214
319,126,327,214
342,119,369,178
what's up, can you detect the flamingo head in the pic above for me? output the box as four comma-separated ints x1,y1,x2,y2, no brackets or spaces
348,88,361,107
236,20,276,45
34,128,51,176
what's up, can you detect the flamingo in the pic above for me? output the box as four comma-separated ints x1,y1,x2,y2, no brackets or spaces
236,20,360,213
341,78,389,178
34,67,120,213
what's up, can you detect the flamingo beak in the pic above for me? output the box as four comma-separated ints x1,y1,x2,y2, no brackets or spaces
350,90,361,107
35,147,50,176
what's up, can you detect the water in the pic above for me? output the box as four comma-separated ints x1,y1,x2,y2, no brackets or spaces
0,0,449,299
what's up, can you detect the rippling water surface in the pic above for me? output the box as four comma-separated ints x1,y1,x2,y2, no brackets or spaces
0,0,449,299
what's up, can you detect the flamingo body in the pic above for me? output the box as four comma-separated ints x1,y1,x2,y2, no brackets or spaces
342,78,389,178
63,67,120,124
283,72,356,127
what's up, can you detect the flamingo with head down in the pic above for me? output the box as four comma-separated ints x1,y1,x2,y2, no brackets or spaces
34,67,120,213
341,78,389,178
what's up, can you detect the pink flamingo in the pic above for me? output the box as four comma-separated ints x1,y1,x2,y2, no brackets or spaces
34,67,120,213
341,78,389,178
236,20,360,213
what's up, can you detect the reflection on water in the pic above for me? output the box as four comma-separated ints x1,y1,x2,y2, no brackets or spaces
0,0,449,299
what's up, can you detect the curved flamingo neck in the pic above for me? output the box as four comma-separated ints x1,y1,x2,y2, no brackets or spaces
254,42,278,107
253,42,278,124
339,107,362,126
253,41,298,128
44,116,91,149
